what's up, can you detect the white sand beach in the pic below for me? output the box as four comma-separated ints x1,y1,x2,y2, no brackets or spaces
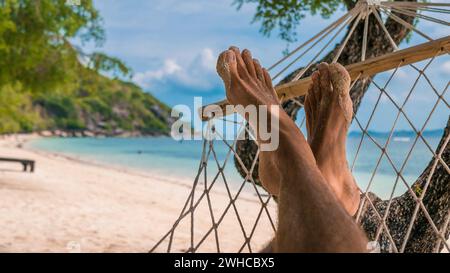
0,135,276,253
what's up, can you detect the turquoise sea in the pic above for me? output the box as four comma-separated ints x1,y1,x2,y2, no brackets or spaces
29,133,442,199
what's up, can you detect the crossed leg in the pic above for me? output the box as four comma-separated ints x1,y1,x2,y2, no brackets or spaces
216,47,367,252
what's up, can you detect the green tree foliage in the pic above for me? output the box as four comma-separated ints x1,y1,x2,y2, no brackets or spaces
0,83,45,133
0,0,171,135
233,0,422,43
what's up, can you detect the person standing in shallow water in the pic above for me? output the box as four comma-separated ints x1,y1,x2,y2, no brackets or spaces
216,46,367,252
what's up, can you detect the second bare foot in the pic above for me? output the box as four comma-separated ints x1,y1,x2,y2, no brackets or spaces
304,63,360,215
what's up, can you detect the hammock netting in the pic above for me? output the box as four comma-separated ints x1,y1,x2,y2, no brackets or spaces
151,0,450,253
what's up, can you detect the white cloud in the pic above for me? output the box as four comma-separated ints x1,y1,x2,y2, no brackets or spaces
133,59,181,87
441,61,450,74
132,48,219,92
197,48,215,71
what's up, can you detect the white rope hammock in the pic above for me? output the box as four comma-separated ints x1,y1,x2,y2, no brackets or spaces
151,0,450,253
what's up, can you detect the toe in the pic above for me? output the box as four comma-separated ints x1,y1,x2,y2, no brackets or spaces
305,87,314,142
263,68,278,103
229,46,250,79
253,58,264,83
216,50,238,81
310,72,320,123
315,69,332,116
311,71,320,106
317,63,332,95
263,68,273,90
242,49,257,78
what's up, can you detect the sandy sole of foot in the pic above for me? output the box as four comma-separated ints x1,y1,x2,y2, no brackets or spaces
0,135,276,253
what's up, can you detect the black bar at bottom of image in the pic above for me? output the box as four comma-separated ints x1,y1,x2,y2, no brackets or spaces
0,253,448,272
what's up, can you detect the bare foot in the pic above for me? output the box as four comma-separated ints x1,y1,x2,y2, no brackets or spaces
216,47,282,194
216,47,279,107
304,62,360,215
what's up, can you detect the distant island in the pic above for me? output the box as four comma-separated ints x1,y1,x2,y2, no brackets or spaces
348,129,444,138
0,69,173,137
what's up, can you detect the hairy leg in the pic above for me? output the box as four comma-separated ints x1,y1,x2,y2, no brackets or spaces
304,63,360,215
216,48,367,252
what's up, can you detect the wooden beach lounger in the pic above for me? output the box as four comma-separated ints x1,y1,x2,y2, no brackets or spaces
0,157,35,172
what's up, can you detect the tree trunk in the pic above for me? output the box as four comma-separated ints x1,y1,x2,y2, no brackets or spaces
233,0,450,252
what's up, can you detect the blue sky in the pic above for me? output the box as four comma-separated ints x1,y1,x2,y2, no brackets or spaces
87,0,449,132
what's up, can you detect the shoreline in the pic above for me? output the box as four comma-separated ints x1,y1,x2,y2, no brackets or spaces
23,135,262,203
23,135,196,191
0,134,275,252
